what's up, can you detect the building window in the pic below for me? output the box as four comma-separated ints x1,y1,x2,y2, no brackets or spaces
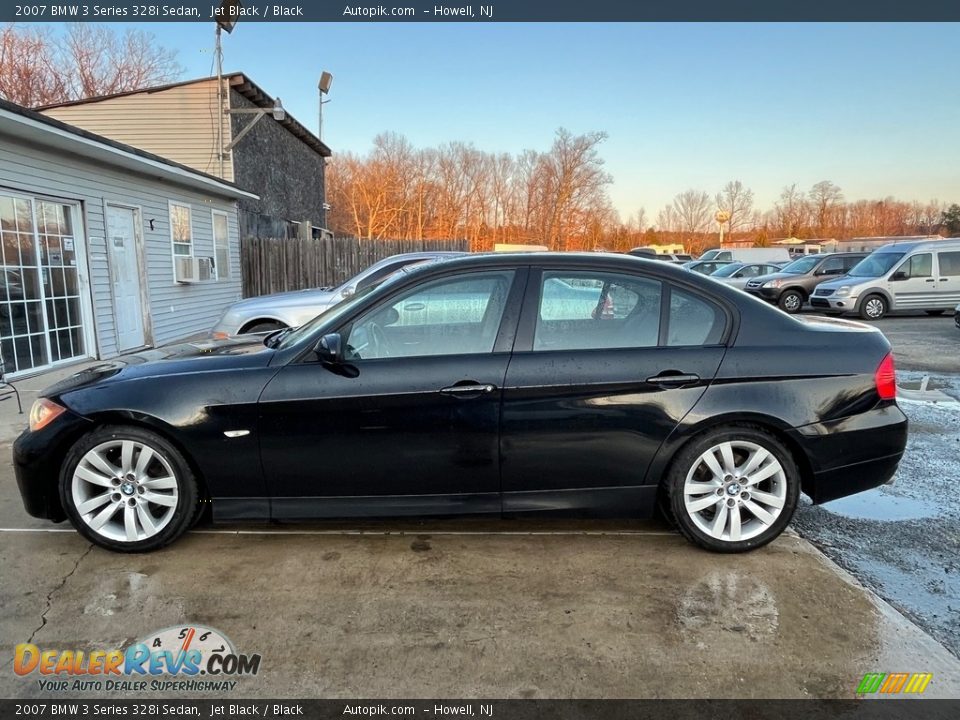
212,210,230,280
170,202,193,257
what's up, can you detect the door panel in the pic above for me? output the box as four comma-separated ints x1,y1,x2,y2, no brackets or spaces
500,268,728,512
501,346,725,506
257,268,525,518
935,251,960,305
258,354,509,509
106,206,145,351
890,253,936,309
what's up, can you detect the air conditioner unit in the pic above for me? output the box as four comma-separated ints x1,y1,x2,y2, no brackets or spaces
174,256,214,283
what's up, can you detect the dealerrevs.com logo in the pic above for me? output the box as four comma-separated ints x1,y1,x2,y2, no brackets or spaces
14,625,261,693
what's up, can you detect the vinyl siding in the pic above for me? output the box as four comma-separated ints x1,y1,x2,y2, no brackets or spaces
40,79,234,182
0,130,242,362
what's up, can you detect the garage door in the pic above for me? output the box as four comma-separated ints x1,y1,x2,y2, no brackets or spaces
0,192,92,377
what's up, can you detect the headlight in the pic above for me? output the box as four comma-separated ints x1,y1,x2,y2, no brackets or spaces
763,279,782,288
835,286,851,297
29,398,66,432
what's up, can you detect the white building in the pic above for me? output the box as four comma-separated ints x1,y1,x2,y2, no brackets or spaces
0,98,257,378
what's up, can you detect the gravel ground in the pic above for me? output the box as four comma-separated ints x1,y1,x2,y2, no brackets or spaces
792,371,960,658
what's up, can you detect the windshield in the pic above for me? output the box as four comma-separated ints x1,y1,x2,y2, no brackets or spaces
780,256,821,274
711,263,745,278
274,263,429,350
699,249,719,260
848,252,906,278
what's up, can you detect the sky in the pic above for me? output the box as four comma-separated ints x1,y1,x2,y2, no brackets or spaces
110,22,959,220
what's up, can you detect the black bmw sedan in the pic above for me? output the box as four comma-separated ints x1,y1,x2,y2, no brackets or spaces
14,253,908,553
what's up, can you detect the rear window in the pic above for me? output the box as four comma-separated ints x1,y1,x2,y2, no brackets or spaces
667,288,726,347
938,251,960,276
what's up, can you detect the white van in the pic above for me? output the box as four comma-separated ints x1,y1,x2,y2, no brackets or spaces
699,247,791,263
810,238,960,319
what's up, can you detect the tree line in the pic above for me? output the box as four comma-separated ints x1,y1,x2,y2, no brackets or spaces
328,133,959,254
0,23,181,106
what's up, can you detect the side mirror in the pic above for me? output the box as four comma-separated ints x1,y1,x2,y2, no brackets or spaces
890,271,908,281
340,287,355,299
315,333,343,363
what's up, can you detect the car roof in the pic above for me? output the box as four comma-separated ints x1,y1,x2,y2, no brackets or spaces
872,239,960,253
423,251,719,282
377,251,468,262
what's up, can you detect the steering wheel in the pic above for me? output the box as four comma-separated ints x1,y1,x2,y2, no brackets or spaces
369,322,394,358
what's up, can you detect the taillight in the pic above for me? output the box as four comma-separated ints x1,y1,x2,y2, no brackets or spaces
874,353,896,400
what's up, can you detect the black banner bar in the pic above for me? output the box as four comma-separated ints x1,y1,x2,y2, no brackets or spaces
1,0,959,22
1,700,960,720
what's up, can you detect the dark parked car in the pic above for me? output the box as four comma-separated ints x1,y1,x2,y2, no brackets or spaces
682,259,733,275
744,252,868,313
15,254,907,554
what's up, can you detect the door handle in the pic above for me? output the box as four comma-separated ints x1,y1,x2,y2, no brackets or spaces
440,383,496,396
646,372,701,388
925,278,935,283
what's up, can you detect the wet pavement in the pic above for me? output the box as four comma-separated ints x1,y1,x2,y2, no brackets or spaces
793,371,960,661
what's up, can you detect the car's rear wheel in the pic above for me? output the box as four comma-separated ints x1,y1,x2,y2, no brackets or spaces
664,426,800,553
778,290,804,314
60,426,198,552
242,320,287,334
859,294,888,320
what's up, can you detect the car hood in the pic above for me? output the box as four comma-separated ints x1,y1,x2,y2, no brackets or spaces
42,337,274,397
230,287,341,312
814,275,874,290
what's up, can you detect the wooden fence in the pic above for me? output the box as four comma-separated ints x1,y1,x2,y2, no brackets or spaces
240,236,470,298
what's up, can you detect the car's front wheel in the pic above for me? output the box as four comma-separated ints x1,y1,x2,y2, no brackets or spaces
60,426,198,552
663,426,800,553
859,294,888,320
777,289,805,314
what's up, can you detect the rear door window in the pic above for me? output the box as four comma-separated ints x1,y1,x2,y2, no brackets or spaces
534,272,662,351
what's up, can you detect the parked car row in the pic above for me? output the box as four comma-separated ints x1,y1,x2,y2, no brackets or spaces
686,239,960,319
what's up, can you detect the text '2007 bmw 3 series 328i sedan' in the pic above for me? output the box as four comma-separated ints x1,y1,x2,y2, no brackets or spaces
14,253,908,553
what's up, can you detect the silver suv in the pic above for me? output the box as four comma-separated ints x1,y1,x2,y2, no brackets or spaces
811,239,960,319
211,251,466,337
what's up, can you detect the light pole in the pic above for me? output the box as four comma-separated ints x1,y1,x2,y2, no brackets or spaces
318,71,333,141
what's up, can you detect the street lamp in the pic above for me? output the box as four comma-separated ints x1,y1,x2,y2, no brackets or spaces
318,71,333,141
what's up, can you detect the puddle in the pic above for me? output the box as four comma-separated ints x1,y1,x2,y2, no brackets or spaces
821,490,941,521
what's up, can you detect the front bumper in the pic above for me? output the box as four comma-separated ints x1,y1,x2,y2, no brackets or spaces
810,294,859,312
789,403,908,504
13,410,92,521
745,286,780,302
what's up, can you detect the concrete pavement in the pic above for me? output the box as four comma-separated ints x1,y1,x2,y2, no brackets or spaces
1,457,959,698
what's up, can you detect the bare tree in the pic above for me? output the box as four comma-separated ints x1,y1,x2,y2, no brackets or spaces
0,23,181,106
774,184,810,238
716,180,755,235
673,189,713,234
808,180,844,236
0,25,67,106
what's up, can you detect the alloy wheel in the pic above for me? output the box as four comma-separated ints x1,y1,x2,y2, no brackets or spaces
782,293,801,312
71,440,179,543
682,441,787,543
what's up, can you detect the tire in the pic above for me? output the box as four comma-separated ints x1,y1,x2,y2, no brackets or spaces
859,294,888,320
925,310,945,317
664,426,800,553
242,320,286,334
777,289,805,314
59,425,198,552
